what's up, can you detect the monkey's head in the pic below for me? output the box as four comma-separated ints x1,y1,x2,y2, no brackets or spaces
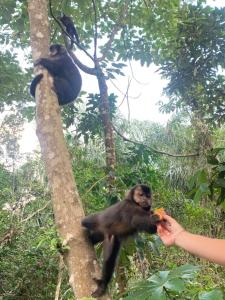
49,44,67,57
128,184,152,211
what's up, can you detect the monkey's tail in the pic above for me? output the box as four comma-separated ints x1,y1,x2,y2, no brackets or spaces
30,74,43,97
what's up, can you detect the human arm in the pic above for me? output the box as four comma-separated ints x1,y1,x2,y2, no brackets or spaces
157,214,225,266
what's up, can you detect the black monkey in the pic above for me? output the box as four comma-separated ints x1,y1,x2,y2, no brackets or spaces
60,14,80,47
30,44,82,106
81,184,159,297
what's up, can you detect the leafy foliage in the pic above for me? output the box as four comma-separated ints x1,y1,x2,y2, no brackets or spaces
188,148,225,209
157,5,225,125
124,264,200,300
77,93,117,143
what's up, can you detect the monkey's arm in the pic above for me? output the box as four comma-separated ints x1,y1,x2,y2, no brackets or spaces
92,235,121,297
131,214,158,234
35,58,63,75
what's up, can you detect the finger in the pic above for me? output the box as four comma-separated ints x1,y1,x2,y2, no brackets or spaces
157,224,163,234
162,214,176,224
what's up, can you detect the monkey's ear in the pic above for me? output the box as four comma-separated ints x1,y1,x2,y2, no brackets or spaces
125,188,134,200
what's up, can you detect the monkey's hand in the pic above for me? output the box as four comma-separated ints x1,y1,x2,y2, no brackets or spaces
150,213,161,224
92,278,107,298
34,58,43,66
154,208,166,221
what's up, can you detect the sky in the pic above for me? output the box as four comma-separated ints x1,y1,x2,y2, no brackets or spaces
19,0,225,154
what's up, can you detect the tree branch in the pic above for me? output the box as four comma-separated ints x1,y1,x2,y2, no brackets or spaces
98,1,129,62
69,51,96,75
54,255,64,300
22,201,51,223
113,125,199,158
91,0,98,60
49,0,95,63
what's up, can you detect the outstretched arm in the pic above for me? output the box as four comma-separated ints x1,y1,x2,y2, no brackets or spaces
131,214,158,234
157,214,225,266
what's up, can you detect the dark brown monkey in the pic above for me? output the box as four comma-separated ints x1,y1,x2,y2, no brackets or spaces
60,14,80,48
81,184,159,297
30,44,82,106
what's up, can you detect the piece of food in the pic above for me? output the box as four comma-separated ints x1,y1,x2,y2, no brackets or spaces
154,208,166,220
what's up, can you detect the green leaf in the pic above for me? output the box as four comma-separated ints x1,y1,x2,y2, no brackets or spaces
217,165,225,172
150,289,167,300
193,189,202,203
221,200,225,212
199,183,209,193
170,264,200,279
164,278,185,292
214,178,225,188
198,289,224,300
125,264,199,300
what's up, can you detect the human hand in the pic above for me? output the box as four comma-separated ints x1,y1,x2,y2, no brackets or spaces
157,214,185,246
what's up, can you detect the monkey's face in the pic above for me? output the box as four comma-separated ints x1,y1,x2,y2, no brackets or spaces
133,185,152,211
49,44,66,57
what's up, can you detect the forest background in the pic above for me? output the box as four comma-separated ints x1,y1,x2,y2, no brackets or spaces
0,0,225,299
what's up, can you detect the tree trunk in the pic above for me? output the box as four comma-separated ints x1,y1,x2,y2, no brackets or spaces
95,62,116,188
28,1,110,298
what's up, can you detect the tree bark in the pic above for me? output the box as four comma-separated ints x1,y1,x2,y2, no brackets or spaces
28,0,111,298
95,62,116,176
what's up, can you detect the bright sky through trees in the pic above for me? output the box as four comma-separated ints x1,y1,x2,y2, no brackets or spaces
19,0,225,153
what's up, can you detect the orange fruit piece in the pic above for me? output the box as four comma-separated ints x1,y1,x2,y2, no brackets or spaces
154,207,165,220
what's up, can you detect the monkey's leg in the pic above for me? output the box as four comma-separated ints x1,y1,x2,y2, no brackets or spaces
53,78,75,105
81,215,104,244
88,231,104,245
92,235,121,298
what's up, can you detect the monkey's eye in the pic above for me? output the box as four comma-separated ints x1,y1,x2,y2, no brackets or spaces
139,193,143,196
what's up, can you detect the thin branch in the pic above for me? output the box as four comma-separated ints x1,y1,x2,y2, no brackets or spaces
110,78,141,100
143,0,149,8
49,0,95,62
22,201,51,223
98,26,121,62
98,1,129,62
0,228,16,247
113,125,199,158
118,77,132,108
69,51,96,75
128,60,150,86
84,175,108,196
91,0,98,60
126,79,131,122
55,255,64,300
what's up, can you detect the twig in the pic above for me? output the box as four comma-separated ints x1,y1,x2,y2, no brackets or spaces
55,255,64,300
98,1,129,62
110,78,141,100
49,0,94,62
128,60,150,86
0,228,16,247
118,77,132,108
84,175,108,196
91,0,98,60
22,201,51,223
113,125,199,158
126,79,131,122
